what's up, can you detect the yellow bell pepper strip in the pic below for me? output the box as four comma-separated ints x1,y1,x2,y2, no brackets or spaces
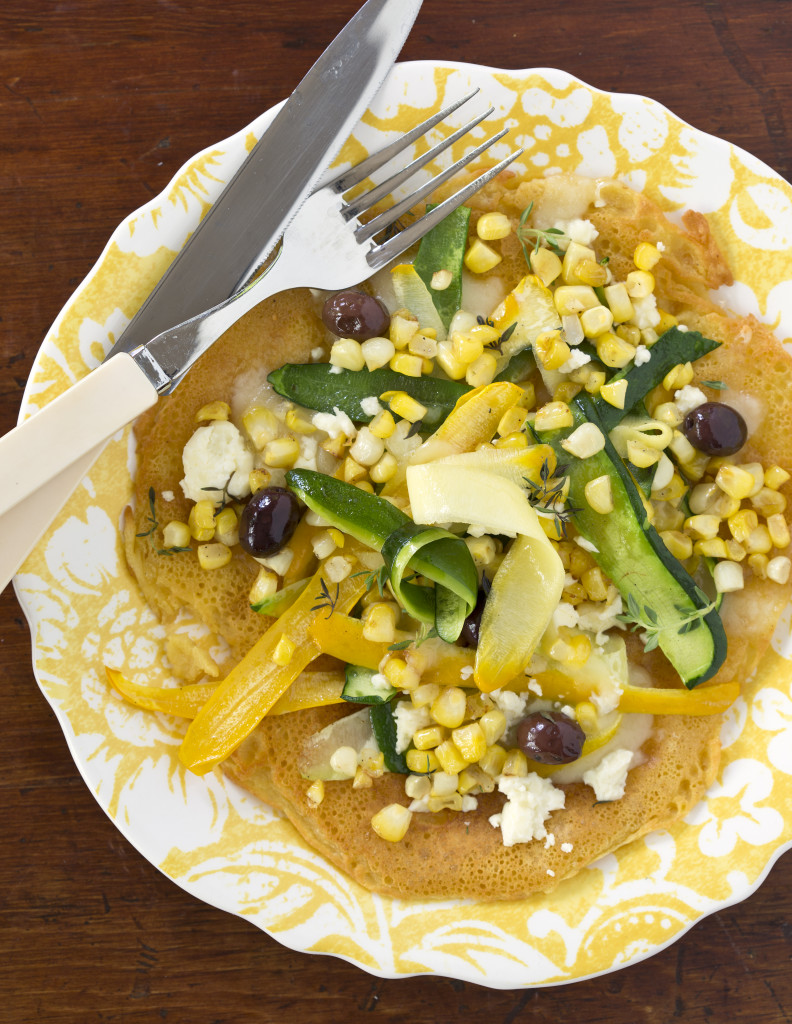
282,516,320,585
178,551,368,775
309,611,413,670
268,671,346,714
617,679,739,715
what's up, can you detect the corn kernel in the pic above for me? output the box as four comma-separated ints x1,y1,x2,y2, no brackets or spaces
476,211,512,240
715,463,756,501
535,331,571,371
361,336,396,371
751,487,787,517
188,500,216,541
330,338,365,371
478,708,507,746
435,339,467,380
214,506,239,547
684,514,721,540
767,513,791,549
603,282,634,322
625,269,655,297
529,246,563,286
408,331,438,359
270,633,295,666
465,692,491,721
466,352,498,388
390,312,420,350
451,722,487,764
694,537,728,559
660,532,692,560
562,241,597,284
581,566,609,602
324,555,352,583
615,323,642,347
353,767,373,790
162,520,191,549
329,745,359,778
553,382,583,404
434,739,470,774
362,603,398,644
321,433,347,459
561,421,606,460
404,774,431,800
584,474,614,514
553,285,600,316
479,744,508,778
381,390,427,423
627,439,661,468
412,725,446,750
242,406,279,449
458,765,495,795
371,803,412,842
285,408,316,435
469,322,501,346
502,749,529,777
465,534,498,569
383,658,421,692
724,539,746,562
575,258,609,287
596,332,635,368
746,525,773,554
580,304,615,338
748,553,769,579
389,351,424,377
306,780,325,806
768,556,792,584
633,242,662,271
370,451,398,484
655,309,678,334
411,682,441,709
195,400,230,422
653,470,687,505
263,437,300,469
464,238,502,273
249,468,272,494
534,401,574,432
431,771,459,797
405,749,439,773
197,542,232,570
368,409,396,440
497,406,528,437
663,362,694,391
728,509,759,543
431,686,467,729
451,330,484,365
582,368,606,395
764,465,791,490
713,560,744,593
249,567,278,605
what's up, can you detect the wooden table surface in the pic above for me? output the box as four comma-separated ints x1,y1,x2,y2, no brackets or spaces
2,1,791,1020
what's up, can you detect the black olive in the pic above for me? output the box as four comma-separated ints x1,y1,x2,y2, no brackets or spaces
458,576,491,647
321,290,390,341
682,401,747,456
239,487,301,558
516,711,585,765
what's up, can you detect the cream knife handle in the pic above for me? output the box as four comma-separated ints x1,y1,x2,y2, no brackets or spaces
0,353,158,519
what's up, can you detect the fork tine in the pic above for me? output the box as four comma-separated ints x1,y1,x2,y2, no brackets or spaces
366,147,524,272
325,88,480,194
354,128,511,244
342,105,496,221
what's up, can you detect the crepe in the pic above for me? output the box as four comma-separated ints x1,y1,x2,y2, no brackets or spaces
125,174,792,901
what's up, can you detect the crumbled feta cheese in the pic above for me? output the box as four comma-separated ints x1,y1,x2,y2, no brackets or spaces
488,774,565,847
255,548,294,576
560,704,576,719
461,795,478,812
629,293,661,330
552,601,580,630
656,241,666,252
591,686,622,717
293,435,319,472
370,672,393,693
329,365,343,374
527,678,543,696
360,396,383,417
312,406,357,439
310,347,325,361
561,842,574,853
674,385,707,417
546,869,555,877
180,420,254,503
633,344,651,366
393,702,431,754
489,689,529,732
574,536,599,554
583,748,634,801
575,591,624,645
460,665,474,680
162,490,175,503
544,832,556,849
677,324,689,332
559,348,591,374
553,217,599,247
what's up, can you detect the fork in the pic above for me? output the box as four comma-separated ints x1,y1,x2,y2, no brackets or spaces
0,92,521,585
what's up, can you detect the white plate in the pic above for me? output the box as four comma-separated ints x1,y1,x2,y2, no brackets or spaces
14,61,792,989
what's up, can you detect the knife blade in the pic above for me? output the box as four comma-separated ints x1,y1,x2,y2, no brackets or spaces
6,0,422,592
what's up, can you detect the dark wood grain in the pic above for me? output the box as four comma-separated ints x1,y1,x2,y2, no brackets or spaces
2,1,791,1020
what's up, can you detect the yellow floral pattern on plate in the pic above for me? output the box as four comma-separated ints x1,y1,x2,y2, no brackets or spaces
14,62,792,989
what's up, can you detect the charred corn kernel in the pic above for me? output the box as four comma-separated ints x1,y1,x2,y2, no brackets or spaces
562,241,597,284
476,211,512,240
362,603,398,644
497,406,529,437
603,282,634,322
561,421,605,459
451,722,487,763
430,269,453,291
748,553,769,579
451,331,484,365
195,400,230,422
306,779,325,806
660,530,693,560
580,304,614,338
716,463,755,500
479,744,507,778
680,450,710,482
597,379,628,410
655,309,678,334
516,381,536,409
477,708,507,747
684,514,721,540
689,482,719,515
694,537,728,559
466,352,498,388
285,408,316,435
323,555,352,583
390,312,419,350
404,774,431,800
465,693,491,720
412,725,446,751
197,542,232,570
582,368,606,395
321,433,348,459
214,507,239,547
408,331,438,360
411,683,441,709
369,409,396,440
767,513,790,548
433,339,465,380
627,440,661,468
663,362,694,391
768,556,792,584
243,406,279,450
431,686,467,729
406,748,439,773
553,284,600,316
584,474,614,514
340,457,366,484
465,534,498,569
248,468,272,494
458,765,495,795
746,525,773,554
615,323,642,347
535,331,571,370
751,487,788,517
534,401,574,432
379,390,426,424
329,338,365,371
596,332,635,369
361,336,396,371
353,767,374,790
189,500,216,541
371,803,412,842
434,739,470,774
248,566,278,605
724,539,746,562
651,499,684,530
263,437,300,469
575,258,609,287
389,351,423,377
713,560,744,593
653,470,687,505
625,269,655,297
329,745,359,778
162,520,191,549
502,749,529,777
728,509,759,543
581,566,609,602
553,382,583,404
529,246,563,286
464,238,501,273
370,452,398,484
633,242,661,271
383,657,421,692
764,465,791,490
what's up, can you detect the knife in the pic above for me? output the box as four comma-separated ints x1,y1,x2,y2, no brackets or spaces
3,0,422,592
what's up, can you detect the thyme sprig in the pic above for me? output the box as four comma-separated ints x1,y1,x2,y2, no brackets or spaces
388,624,439,652
616,591,718,652
524,457,581,538
136,486,190,554
476,316,517,354
352,565,390,596
201,473,235,516
517,201,566,261
311,578,341,619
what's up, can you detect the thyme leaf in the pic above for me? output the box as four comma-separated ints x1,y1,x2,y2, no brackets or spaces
699,379,727,390
523,457,580,537
311,578,341,619
135,487,159,538
517,201,567,262
616,594,718,650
